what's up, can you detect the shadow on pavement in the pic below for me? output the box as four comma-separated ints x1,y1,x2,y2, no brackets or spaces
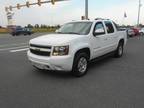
33,68,74,79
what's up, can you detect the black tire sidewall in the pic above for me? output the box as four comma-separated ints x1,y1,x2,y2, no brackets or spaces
115,42,124,57
72,53,89,77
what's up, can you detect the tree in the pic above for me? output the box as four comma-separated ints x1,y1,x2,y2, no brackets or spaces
35,24,39,28
56,25,61,29
139,24,144,27
27,24,33,28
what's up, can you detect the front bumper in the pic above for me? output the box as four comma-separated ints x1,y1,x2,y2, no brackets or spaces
27,50,73,71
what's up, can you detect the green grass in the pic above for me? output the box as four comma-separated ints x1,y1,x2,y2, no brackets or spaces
0,28,57,34
0,29,8,34
32,28,57,33
0,32,8,34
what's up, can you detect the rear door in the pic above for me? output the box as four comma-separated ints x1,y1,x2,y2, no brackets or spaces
103,21,118,52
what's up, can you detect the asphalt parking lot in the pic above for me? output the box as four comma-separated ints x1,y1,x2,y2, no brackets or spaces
0,33,144,108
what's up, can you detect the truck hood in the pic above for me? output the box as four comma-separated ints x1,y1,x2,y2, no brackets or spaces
30,34,84,46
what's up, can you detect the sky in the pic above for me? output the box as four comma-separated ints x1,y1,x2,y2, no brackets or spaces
0,0,144,26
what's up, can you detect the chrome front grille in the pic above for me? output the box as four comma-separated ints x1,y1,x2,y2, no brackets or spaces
30,44,52,56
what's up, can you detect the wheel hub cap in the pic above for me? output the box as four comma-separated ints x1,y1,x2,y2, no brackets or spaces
78,57,87,73
119,46,123,55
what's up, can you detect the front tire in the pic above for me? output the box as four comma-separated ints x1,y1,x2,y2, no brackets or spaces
115,41,124,58
72,53,89,77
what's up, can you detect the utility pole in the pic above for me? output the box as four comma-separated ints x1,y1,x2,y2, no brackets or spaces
137,0,142,27
85,0,88,20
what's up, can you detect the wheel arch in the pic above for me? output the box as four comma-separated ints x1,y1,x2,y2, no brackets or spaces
74,48,91,60
119,38,124,45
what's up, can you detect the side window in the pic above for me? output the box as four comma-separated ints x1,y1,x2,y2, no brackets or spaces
93,22,105,36
104,21,114,33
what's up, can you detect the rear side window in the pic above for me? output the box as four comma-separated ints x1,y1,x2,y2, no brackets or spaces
104,21,114,33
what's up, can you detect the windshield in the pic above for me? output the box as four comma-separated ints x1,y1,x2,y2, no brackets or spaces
57,22,92,35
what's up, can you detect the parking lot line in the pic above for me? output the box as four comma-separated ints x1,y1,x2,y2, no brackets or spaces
0,46,28,51
0,43,28,48
10,48,29,53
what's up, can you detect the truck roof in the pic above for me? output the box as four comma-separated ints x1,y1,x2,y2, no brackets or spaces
71,18,112,23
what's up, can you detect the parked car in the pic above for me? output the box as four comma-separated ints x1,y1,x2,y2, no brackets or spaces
132,28,140,36
27,19,127,77
10,26,33,36
139,28,144,36
127,28,135,37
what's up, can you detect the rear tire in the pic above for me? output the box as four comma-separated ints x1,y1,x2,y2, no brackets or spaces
72,53,89,77
115,41,124,58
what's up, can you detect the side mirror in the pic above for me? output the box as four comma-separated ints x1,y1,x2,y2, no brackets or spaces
94,28,105,36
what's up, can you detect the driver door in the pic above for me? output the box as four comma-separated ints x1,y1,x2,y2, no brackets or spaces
91,22,109,58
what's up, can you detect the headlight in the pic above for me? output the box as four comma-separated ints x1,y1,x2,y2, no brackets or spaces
52,46,69,56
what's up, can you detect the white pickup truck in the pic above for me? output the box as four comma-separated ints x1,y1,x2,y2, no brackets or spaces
27,19,127,77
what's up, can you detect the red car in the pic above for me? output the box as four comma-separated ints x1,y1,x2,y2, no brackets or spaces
132,28,140,36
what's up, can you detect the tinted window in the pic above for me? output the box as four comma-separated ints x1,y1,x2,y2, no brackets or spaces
93,22,105,35
105,21,114,33
16,27,23,30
